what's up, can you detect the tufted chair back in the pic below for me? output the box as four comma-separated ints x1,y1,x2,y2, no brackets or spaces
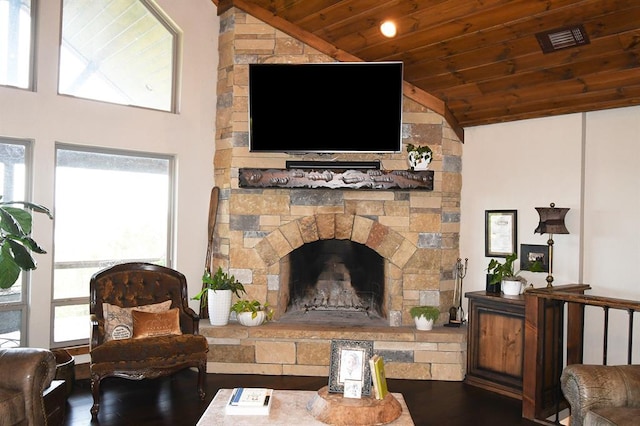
90,262,198,348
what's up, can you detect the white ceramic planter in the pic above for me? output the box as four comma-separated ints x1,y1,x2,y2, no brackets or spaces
407,151,432,171
414,316,434,331
237,311,266,327
502,279,525,296
207,289,232,326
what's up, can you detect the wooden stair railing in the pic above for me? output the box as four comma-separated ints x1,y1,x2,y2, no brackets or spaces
521,284,640,424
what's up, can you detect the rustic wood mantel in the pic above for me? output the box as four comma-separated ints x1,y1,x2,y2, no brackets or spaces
238,168,434,190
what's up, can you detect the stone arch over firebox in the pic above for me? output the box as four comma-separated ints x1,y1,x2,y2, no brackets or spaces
253,213,434,325
255,214,417,268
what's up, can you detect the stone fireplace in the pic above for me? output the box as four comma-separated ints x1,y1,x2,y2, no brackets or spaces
201,7,466,382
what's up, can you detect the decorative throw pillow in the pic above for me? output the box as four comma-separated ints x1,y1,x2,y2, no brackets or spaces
102,300,172,341
132,308,182,339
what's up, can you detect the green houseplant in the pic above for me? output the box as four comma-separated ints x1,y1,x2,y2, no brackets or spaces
192,266,246,326
231,299,273,326
410,305,440,330
486,253,520,287
0,198,53,289
410,306,440,321
406,143,433,171
192,266,246,301
487,253,543,295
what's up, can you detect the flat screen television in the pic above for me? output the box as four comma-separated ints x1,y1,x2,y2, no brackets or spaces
249,61,403,154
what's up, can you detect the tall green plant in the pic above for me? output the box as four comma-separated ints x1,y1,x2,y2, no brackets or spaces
0,197,53,289
192,266,246,301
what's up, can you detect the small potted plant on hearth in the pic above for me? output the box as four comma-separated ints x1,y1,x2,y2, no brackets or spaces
410,305,440,330
406,143,433,171
192,267,246,326
230,299,274,326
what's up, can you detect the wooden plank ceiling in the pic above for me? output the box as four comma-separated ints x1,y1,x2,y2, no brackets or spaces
214,0,640,138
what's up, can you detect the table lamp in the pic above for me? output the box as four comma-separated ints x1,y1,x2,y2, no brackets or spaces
534,202,569,287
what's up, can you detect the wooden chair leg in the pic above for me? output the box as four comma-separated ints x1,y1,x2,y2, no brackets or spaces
198,362,207,400
90,374,101,418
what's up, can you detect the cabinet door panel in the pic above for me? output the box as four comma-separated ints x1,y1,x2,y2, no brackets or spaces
477,310,524,376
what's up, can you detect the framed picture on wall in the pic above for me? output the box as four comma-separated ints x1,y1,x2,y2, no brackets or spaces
520,244,549,271
485,210,517,258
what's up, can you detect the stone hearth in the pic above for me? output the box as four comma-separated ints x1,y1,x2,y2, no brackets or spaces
201,322,466,381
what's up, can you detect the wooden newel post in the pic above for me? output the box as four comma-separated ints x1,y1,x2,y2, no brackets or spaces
522,291,542,420
522,285,590,421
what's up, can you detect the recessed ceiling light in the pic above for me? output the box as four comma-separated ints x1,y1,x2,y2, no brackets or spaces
380,21,397,38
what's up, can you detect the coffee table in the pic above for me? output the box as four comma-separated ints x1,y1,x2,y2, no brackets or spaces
197,388,414,425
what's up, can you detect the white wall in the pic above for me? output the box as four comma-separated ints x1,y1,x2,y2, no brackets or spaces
0,0,219,347
461,106,640,364
581,107,640,364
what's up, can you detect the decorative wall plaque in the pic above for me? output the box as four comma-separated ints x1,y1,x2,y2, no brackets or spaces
238,168,434,190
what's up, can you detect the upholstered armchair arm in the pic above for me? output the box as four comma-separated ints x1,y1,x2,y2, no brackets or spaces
180,305,200,334
90,313,102,349
561,364,640,426
0,348,56,426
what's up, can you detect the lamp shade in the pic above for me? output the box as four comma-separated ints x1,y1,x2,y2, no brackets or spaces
534,202,569,235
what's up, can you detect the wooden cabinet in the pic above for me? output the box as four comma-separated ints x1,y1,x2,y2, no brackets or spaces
465,285,590,405
465,291,526,399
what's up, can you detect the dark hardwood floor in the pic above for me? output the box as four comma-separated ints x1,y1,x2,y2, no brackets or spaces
64,369,539,425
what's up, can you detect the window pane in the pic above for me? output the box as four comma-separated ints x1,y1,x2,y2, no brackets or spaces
0,309,22,348
0,0,33,89
53,146,173,344
53,266,100,300
53,304,89,343
59,0,176,111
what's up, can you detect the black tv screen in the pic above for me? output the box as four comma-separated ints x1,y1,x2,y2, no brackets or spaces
249,62,403,153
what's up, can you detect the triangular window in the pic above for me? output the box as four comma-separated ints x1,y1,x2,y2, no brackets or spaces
59,0,179,112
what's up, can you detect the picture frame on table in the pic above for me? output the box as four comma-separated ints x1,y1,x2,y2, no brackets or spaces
485,210,518,258
328,339,374,396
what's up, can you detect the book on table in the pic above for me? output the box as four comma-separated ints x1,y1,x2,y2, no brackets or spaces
369,354,389,400
225,388,273,415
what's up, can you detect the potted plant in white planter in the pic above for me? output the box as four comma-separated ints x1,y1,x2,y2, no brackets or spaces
0,197,53,289
487,253,543,296
406,143,433,171
192,267,246,326
230,299,273,326
409,306,440,330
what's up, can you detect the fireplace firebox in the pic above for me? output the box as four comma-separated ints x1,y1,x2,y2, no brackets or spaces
280,240,386,325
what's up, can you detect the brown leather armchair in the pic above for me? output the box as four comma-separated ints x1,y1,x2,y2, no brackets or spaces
0,347,56,426
561,364,640,426
89,262,208,418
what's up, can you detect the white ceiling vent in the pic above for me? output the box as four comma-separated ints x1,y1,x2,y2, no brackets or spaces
536,25,590,53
